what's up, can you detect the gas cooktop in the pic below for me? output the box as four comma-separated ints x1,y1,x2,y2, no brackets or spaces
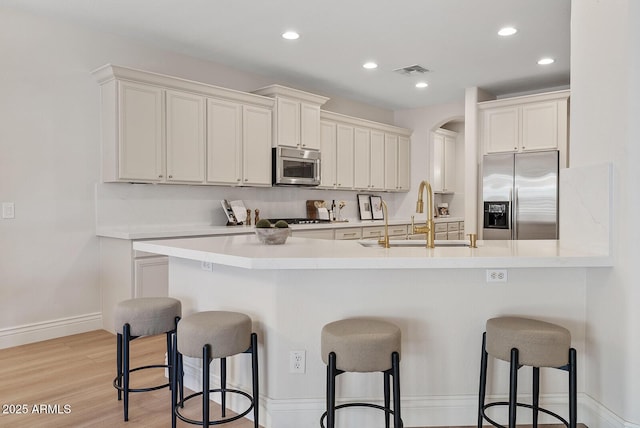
267,218,331,225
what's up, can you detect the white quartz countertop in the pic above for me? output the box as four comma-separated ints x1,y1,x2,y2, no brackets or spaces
96,218,447,240
132,234,611,270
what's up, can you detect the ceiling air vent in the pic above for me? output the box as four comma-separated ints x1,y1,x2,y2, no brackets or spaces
393,64,430,76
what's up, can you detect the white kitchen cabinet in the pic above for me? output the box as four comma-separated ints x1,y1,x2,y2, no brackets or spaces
320,120,337,188
335,227,362,240
134,256,169,297
292,229,334,240
479,90,569,166
354,128,385,190
431,128,457,193
94,65,275,186
320,110,411,192
111,80,164,182
165,90,206,183
335,124,355,189
252,85,329,150
242,105,273,186
206,100,272,186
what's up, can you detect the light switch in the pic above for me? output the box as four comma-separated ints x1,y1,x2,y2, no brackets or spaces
2,202,15,219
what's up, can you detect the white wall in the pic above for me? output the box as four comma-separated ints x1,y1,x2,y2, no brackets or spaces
0,7,399,345
570,0,640,425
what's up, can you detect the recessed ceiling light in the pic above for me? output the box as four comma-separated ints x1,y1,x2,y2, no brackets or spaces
415,82,428,89
363,62,378,69
538,58,555,65
498,27,518,36
282,31,299,40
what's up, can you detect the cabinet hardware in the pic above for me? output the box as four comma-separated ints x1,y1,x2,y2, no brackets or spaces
168,175,173,178
158,174,163,178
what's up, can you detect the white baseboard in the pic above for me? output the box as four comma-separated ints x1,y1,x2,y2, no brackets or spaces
179,357,637,428
0,312,102,349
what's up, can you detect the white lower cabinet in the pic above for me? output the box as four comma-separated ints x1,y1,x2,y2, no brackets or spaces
335,228,362,240
292,229,334,240
134,256,168,298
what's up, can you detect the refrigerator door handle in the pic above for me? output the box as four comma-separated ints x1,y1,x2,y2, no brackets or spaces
513,187,518,240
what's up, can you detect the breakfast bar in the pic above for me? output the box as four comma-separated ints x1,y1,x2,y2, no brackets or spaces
133,234,610,427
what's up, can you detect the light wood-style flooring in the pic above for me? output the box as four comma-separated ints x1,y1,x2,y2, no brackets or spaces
0,330,584,428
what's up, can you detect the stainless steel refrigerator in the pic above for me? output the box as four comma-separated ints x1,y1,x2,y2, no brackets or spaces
482,150,559,240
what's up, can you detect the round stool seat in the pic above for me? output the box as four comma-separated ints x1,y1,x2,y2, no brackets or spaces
114,297,181,336
177,311,252,359
321,318,401,372
486,316,571,367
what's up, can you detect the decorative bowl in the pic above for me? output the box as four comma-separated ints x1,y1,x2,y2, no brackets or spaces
255,227,291,245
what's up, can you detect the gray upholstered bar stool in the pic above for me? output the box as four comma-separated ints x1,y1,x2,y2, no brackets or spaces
113,297,182,422
478,316,577,428
321,318,403,428
171,311,259,428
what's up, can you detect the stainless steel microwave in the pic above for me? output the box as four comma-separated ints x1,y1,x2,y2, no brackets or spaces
272,147,321,186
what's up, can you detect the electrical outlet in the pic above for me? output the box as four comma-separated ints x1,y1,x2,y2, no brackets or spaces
201,261,213,272
486,269,507,283
2,202,15,219
289,350,306,374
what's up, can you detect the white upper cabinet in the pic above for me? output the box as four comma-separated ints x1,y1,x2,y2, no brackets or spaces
370,131,386,190
252,85,328,150
241,105,272,186
384,134,398,191
335,124,355,189
166,89,206,183
94,64,274,186
354,128,385,191
319,120,337,188
115,81,164,182
431,128,457,193
206,98,242,185
479,90,569,166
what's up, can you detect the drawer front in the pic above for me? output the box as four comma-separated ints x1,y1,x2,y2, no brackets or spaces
435,223,448,233
447,222,459,232
335,228,362,240
388,225,408,236
292,229,335,240
435,232,448,240
447,231,459,240
362,226,385,239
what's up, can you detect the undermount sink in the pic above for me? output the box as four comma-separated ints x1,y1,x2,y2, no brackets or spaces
357,239,471,248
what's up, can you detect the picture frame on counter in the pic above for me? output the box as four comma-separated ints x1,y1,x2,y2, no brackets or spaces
357,194,373,220
370,196,384,220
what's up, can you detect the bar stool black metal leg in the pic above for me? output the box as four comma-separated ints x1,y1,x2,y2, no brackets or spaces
250,333,259,428
179,351,184,406
532,366,540,427
569,348,577,428
392,351,402,428
478,332,488,428
327,352,337,428
203,344,211,428
116,332,123,401
171,333,178,428
220,357,227,417
508,348,519,428
384,370,391,428
166,331,173,391
123,323,131,422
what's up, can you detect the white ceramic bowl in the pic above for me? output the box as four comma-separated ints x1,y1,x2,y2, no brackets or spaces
255,227,291,245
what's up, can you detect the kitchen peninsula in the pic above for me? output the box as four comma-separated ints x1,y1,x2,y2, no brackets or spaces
133,224,610,427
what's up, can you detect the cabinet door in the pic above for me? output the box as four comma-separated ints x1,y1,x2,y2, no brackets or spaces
166,90,206,183
134,256,168,298
207,98,242,184
443,134,456,192
369,130,386,190
300,103,320,150
521,101,559,151
336,124,354,189
118,81,164,181
397,136,411,191
353,127,371,189
483,106,519,153
319,121,337,188
242,105,272,186
276,97,300,148
384,134,398,190
432,132,445,192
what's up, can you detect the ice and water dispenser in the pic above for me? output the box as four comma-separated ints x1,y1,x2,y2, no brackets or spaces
483,201,509,229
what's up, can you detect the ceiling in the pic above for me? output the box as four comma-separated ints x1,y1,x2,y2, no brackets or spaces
4,0,571,111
